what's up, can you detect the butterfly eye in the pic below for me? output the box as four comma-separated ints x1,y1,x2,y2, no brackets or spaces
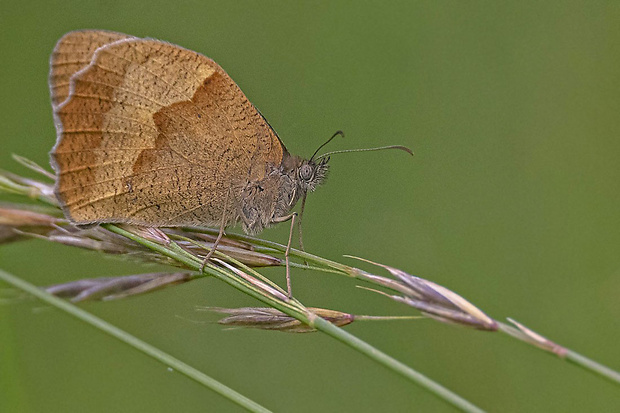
299,164,314,181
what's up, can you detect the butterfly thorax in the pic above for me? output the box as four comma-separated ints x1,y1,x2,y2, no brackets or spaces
238,153,329,234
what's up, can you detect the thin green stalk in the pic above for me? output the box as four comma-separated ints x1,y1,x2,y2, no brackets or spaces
498,322,620,387
107,225,485,412
565,350,620,386
311,316,485,413
192,227,358,275
170,233,288,293
104,225,305,317
0,269,271,413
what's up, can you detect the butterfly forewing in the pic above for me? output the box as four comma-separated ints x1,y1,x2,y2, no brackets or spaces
50,31,284,227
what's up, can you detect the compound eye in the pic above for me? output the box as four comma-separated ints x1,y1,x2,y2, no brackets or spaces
299,164,314,181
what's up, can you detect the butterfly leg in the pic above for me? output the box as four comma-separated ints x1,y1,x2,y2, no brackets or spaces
271,212,298,299
297,193,309,267
200,215,226,272
200,188,230,272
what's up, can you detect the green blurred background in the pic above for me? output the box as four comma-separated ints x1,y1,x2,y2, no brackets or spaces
1,1,619,412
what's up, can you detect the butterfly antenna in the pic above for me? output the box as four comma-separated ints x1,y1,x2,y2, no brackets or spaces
315,145,413,160
310,130,345,161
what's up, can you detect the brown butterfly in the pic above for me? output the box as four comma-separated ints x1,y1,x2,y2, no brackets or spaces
50,30,329,236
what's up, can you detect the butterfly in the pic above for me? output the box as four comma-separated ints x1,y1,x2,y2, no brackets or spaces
50,30,328,236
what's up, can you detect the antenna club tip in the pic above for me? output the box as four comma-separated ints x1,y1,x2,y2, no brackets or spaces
401,146,414,156
389,145,414,156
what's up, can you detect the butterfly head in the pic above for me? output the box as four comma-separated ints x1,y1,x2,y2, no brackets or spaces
279,153,329,209
296,156,329,193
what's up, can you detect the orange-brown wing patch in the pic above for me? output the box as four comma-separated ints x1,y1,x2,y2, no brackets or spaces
51,36,283,228
49,30,133,107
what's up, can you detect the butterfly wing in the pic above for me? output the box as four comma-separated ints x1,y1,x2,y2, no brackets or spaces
50,30,134,107
50,31,284,227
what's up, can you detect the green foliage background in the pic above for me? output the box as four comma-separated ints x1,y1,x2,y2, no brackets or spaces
1,1,619,411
